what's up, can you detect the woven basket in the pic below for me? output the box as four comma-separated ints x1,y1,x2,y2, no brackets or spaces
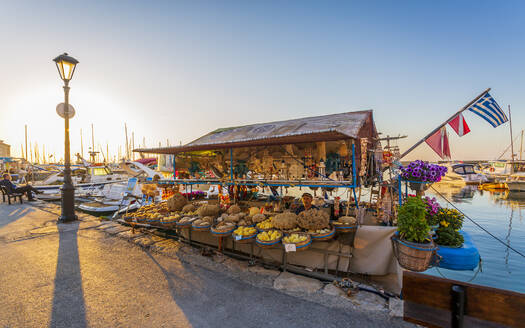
135,216,147,223
146,218,163,227
255,231,282,248
310,225,335,242
392,234,436,272
232,232,256,244
176,219,194,229
161,219,179,229
283,233,311,252
211,225,235,237
192,222,211,232
335,224,358,246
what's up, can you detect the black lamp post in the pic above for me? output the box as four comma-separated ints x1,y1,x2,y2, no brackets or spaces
53,52,79,223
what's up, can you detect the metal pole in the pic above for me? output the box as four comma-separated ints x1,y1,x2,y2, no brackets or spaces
509,105,515,161
399,88,490,160
59,79,77,222
24,124,28,161
80,128,84,159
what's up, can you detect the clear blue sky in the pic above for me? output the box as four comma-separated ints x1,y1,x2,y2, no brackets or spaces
1,0,523,161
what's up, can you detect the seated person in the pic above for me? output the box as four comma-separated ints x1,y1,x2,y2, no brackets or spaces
295,192,319,214
0,173,42,201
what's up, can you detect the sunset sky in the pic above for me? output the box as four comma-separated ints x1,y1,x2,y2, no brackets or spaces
1,1,524,162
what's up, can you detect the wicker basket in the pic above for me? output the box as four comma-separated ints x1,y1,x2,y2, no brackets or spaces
282,233,311,252
211,225,236,237
191,221,211,232
146,218,163,227
232,232,256,244
135,216,147,223
255,231,282,248
176,219,194,229
391,234,436,272
161,219,178,229
335,224,358,246
310,225,335,242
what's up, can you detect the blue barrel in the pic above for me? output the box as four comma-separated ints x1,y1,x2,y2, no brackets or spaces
437,231,480,270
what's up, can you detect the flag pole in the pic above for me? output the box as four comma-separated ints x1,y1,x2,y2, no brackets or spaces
508,105,515,162
399,87,491,160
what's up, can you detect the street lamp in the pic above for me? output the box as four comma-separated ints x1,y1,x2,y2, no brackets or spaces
53,52,79,223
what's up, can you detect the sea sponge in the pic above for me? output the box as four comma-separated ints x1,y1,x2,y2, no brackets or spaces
271,212,298,230
227,204,241,215
238,217,253,226
196,204,220,218
337,216,357,225
297,209,330,230
167,193,188,212
251,213,267,223
224,212,246,223
182,204,196,213
248,207,260,216
202,216,214,224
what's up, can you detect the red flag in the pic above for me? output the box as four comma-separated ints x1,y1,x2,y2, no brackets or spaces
448,113,471,136
425,127,450,159
442,128,451,158
425,129,443,158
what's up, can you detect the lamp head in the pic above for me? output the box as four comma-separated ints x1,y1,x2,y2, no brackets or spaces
53,53,79,82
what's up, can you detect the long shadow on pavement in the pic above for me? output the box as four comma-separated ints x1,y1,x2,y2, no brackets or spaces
49,222,87,328
0,205,35,229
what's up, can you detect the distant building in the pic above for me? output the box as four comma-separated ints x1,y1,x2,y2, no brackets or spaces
0,140,11,157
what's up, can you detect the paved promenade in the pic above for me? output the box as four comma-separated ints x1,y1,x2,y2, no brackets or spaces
0,202,411,328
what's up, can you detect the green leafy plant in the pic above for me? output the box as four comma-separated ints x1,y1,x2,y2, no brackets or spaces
434,208,464,230
397,196,431,243
435,226,464,247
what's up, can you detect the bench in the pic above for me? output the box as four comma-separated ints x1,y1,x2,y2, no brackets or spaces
0,185,24,204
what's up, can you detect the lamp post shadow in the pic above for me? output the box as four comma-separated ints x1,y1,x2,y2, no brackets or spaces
49,222,87,328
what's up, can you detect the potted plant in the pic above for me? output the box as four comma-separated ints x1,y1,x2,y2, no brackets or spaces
433,208,464,247
424,196,441,231
400,160,447,195
393,196,436,271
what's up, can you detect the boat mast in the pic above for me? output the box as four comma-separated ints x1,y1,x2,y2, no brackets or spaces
125,123,129,160
520,130,523,161
509,105,515,162
80,128,84,159
24,124,28,161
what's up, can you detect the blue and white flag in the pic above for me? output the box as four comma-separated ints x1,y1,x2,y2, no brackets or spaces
467,92,508,127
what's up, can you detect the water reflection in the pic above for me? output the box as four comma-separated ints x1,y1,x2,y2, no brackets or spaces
425,184,525,293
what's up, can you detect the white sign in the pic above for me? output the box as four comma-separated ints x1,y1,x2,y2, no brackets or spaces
235,235,242,241
284,243,296,252
56,103,75,119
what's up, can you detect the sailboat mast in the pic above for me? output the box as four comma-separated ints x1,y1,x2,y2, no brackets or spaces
24,124,28,161
125,123,129,160
132,132,135,161
509,105,515,161
80,128,84,158
520,130,523,161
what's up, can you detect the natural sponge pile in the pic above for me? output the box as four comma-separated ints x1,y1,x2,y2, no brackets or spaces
297,209,330,230
182,204,196,213
227,204,241,215
335,216,357,226
167,193,188,212
271,212,298,230
196,204,220,218
251,213,267,223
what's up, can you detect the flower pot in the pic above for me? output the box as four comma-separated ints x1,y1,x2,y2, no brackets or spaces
409,182,430,192
391,233,436,272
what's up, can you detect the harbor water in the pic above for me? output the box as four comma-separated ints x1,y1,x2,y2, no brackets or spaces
424,185,525,294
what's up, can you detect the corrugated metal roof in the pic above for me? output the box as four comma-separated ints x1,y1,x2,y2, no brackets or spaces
135,110,374,154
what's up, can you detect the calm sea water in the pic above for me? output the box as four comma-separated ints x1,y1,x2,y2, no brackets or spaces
424,185,525,294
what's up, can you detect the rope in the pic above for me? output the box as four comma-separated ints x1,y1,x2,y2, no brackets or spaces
435,258,483,283
430,185,525,259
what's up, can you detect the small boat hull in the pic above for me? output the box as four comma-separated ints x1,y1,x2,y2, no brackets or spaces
437,231,479,271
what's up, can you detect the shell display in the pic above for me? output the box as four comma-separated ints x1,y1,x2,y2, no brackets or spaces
167,193,188,212
297,209,330,230
271,212,298,230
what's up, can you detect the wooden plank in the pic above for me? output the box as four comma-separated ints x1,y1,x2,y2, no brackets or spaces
403,271,525,327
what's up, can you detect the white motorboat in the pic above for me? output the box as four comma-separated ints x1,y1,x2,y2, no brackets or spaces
78,178,143,215
440,163,488,185
505,174,525,192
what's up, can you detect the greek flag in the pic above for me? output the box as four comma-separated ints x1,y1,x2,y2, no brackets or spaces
467,92,507,127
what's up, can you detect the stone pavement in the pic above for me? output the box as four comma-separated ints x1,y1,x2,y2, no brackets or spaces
0,202,413,328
